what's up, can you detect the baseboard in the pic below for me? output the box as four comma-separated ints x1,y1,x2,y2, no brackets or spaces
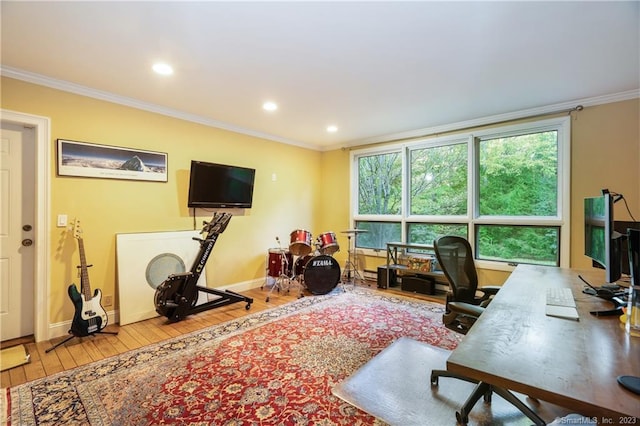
46,279,265,340
47,309,120,340
218,278,264,293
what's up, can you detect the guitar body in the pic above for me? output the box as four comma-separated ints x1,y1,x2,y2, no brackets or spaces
68,283,108,337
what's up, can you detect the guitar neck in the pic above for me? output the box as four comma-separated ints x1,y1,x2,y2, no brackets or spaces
77,238,92,299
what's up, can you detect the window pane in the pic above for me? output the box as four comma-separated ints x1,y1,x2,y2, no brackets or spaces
410,143,467,215
476,225,559,266
479,131,558,216
354,221,401,250
407,223,468,247
358,152,402,215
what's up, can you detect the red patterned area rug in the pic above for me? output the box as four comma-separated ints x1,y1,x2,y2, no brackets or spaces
4,289,460,425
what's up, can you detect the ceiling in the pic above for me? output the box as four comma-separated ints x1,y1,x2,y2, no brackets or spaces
1,1,639,151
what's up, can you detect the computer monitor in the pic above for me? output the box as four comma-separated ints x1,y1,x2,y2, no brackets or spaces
629,228,640,286
615,221,640,276
584,193,624,284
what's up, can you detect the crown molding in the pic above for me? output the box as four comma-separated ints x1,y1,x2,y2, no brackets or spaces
342,89,640,149
0,66,319,151
3,66,637,153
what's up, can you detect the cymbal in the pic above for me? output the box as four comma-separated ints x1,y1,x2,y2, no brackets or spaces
341,229,369,234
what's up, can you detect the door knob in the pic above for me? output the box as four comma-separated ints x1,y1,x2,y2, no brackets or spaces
23,224,33,231
22,239,33,247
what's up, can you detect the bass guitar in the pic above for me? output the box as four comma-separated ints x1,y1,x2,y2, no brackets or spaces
68,219,108,336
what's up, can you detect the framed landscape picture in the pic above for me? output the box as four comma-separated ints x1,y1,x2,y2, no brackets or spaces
57,139,168,182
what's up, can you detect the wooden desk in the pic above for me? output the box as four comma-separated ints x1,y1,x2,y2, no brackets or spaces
447,264,640,422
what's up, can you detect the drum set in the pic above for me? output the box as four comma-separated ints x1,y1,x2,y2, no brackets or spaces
263,229,342,302
263,228,369,302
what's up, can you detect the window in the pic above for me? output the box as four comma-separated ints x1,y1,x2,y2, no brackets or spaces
475,130,561,265
354,221,401,249
407,223,468,246
351,117,570,268
478,131,558,217
354,150,403,250
410,142,467,216
357,152,402,215
475,225,560,265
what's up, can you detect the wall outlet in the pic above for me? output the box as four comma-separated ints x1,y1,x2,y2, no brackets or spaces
103,295,113,307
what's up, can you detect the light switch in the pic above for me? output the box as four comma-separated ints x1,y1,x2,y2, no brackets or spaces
57,214,67,228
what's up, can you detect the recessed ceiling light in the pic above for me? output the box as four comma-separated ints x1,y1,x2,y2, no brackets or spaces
263,101,278,111
327,125,338,133
152,63,173,75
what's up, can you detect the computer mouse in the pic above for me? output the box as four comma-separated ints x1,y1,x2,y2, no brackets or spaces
582,287,597,296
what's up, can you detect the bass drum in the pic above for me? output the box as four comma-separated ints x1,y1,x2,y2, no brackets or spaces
303,255,341,295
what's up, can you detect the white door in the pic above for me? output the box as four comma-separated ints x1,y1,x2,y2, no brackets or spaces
0,123,35,341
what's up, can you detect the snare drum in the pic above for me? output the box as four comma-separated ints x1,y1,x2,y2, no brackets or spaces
317,231,339,255
303,255,341,295
267,249,292,278
289,229,312,256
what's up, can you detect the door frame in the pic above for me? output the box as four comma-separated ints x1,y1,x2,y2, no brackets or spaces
1,109,51,342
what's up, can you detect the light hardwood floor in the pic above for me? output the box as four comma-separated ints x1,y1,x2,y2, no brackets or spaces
0,287,300,388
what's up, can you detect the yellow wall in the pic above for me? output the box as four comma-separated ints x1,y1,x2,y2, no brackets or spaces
2,76,639,329
570,100,640,268
316,148,352,257
2,77,321,324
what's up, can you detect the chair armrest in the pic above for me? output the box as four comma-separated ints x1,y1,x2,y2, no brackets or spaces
478,286,501,296
448,301,485,319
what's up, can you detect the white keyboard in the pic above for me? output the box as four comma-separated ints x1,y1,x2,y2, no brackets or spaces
545,288,579,320
546,287,576,307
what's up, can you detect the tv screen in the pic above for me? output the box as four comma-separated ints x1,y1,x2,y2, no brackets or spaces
187,160,255,209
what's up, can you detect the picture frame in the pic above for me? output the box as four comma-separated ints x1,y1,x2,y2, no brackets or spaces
57,139,168,182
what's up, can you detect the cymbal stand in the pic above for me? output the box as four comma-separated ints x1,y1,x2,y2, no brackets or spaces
341,234,363,289
289,254,306,299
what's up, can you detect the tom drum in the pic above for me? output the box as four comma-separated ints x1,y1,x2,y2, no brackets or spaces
303,255,341,295
289,229,312,256
317,231,339,255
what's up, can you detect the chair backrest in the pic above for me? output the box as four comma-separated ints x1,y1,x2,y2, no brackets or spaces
433,235,479,303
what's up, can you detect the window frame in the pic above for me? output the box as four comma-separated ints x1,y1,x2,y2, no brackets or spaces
350,116,571,270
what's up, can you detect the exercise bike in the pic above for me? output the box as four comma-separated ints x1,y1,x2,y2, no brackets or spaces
154,212,253,322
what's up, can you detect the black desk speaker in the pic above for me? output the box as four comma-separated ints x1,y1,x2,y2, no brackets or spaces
377,266,397,288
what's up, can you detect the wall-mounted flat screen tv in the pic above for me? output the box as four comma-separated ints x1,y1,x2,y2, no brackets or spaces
187,160,255,209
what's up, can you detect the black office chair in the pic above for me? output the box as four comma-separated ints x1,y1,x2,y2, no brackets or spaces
430,235,545,426
433,235,500,334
